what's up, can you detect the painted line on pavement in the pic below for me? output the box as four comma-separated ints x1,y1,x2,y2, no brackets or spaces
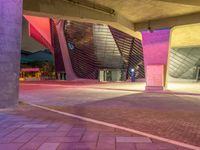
27,102,200,150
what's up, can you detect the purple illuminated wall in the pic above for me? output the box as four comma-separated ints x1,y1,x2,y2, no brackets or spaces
142,29,170,66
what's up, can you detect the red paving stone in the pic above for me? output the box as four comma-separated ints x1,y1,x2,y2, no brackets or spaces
20,136,48,150
116,143,137,150
136,143,177,150
47,136,81,143
0,144,23,150
81,131,99,142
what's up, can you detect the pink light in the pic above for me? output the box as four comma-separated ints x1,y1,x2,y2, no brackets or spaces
142,29,170,66
24,15,54,54
21,68,40,72
142,29,170,88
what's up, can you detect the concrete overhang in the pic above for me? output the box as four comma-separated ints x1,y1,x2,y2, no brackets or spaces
23,0,141,39
154,0,200,6
171,23,200,48
23,0,200,48
134,12,200,31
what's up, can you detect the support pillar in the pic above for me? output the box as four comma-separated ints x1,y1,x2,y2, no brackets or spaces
0,0,23,108
142,29,171,91
54,20,77,80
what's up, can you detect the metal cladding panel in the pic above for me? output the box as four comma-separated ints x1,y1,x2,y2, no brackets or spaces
109,26,145,79
169,47,200,79
63,21,144,80
51,20,65,73
130,38,145,79
64,21,101,79
93,25,124,69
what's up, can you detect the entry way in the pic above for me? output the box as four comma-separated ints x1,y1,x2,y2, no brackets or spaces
99,69,126,82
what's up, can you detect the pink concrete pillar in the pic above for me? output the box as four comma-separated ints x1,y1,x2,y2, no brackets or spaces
142,29,170,91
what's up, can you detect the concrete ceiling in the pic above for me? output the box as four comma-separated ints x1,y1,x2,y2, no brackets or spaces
82,0,200,48
23,0,200,35
155,0,200,6
23,0,200,48
87,0,200,23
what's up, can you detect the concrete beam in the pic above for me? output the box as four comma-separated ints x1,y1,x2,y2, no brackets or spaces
171,23,200,48
23,0,141,39
154,0,200,6
134,12,200,31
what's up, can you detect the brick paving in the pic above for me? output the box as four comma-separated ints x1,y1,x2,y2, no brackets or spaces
20,82,200,147
0,104,190,150
45,94,200,147
19,84,200,146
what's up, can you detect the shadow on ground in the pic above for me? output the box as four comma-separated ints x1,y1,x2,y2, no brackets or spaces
44,93,200,147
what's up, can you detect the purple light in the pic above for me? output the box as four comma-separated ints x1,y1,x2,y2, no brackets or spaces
142,29,170,88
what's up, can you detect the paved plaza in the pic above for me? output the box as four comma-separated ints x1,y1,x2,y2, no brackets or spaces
0,103,192,150
18,81,200,149
1,1,200,150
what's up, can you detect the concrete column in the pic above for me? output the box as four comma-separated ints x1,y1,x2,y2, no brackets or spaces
141,29,171,91
54,20,77,80
0,0,23,108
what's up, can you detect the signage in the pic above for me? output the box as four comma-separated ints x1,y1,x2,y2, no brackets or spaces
21,68,40,72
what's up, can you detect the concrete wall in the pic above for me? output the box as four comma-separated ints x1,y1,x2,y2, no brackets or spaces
0,0,22,108
142,29,170,90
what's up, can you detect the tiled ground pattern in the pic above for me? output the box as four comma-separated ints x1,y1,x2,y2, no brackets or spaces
20,82,200,147
47,93,200,147
0,104,190,150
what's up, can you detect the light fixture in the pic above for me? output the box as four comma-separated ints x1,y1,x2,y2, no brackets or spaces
148,21,153,33
66,20,71,26
63,0,115,15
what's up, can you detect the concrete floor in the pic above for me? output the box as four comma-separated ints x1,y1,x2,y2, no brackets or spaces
19,81,200,148
167,82,200,94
